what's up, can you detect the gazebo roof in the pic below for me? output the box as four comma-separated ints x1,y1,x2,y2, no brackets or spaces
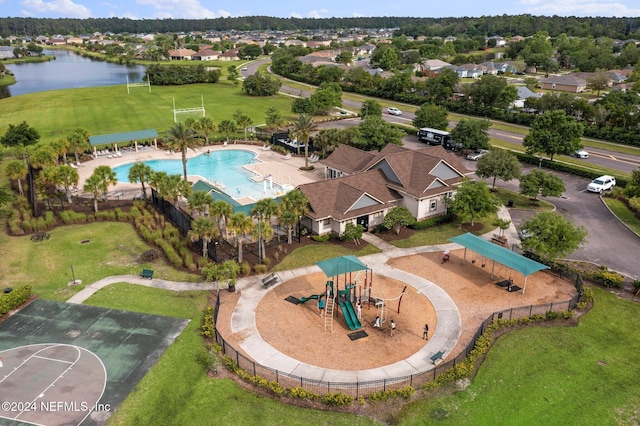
316,255,369,278
448,233,548,277
88,129,158,146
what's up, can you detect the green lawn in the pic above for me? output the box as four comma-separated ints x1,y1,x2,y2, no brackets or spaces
272,240,380,271
84,283,377,426
0,221,200,301
0,81,297,144
603,197,640,235
395,286,640,425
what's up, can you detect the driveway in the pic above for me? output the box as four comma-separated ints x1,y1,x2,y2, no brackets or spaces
478,164,640,281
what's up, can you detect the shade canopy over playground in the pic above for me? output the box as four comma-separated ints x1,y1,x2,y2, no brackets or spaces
448,233,549,294
316,255,369,278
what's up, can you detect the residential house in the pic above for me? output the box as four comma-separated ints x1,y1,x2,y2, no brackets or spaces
168,49,197,60
66,37,83,45
421,59,452,73
539,75,587,93
297,144,472,236
191,49,220,61
299,49,340,65
218,48,240,61
0,46,14,59
511,86,543,109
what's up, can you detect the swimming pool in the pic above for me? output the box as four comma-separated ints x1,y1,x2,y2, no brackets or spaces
112,149,285,201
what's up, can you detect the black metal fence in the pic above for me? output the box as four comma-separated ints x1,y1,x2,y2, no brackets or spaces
214,290,581,398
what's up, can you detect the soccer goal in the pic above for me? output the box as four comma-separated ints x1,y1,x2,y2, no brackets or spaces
173,96,206,123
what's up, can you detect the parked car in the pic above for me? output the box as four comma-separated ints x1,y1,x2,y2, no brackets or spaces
587,175,616,193
466,149,489,161
518,228,533,240
387,107,402,116
241,66,248,71
574,149,589,159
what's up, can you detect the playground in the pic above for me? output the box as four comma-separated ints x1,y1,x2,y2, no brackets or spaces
217,248,577,373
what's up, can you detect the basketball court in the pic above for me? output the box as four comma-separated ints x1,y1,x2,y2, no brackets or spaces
0,299,188,426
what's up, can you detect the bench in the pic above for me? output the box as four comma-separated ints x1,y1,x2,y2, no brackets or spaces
262,273,278,288
430,350,445,365
140,269,154,279
491,234,507,246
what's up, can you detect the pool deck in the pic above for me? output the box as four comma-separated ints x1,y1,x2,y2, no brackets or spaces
76,142,325,201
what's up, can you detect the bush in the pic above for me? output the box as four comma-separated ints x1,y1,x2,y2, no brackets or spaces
0,285,32,315
321,392,354,407
239,261,251,276
254,264,268,274
201,306,215,338
312,234,330,242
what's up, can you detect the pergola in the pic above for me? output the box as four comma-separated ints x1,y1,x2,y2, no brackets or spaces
88,129,158,157
448,233,549,294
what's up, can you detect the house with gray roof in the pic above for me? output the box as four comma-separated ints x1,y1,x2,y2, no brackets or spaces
297,144,472,236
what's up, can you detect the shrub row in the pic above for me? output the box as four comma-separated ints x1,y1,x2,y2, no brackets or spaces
0,285,33,315
201,307,215,338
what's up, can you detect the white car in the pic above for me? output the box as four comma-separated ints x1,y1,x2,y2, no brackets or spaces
466,149,489,161
574,149,589,159
587,175,616,193
241,66,248,71
387,107,402,116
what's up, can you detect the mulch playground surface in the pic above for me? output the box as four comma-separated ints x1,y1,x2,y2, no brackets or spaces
0,299,188,426
216,249,577,371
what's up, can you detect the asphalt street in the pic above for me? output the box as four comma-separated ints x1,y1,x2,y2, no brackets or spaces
248,58,640,280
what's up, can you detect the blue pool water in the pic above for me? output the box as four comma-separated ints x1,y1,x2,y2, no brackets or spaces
113,149,284,201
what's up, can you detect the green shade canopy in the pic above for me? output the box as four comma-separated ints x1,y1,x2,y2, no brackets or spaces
89,129,158,146
316,255,369,278
448,232,548,277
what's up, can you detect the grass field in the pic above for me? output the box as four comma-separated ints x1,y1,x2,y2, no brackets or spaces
0,81,296,144
395,286,640,425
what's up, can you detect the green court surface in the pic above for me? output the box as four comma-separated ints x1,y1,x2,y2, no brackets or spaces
0,299,188,426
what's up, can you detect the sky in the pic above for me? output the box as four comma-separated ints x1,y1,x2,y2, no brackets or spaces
1,0,639,20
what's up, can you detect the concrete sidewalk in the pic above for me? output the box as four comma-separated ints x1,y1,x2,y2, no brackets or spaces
67,206,518,382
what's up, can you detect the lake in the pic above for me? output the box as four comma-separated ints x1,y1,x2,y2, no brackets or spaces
1,49,147,99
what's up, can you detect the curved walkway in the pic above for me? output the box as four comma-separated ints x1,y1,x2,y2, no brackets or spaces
67,207,519,380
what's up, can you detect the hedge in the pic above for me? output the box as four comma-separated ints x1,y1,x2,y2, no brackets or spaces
0,285,33,315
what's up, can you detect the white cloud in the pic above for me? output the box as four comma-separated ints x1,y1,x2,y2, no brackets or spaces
136,0,228,19
20,0,92,18
289,9,330,18
289,12,303,18
521,0,640,17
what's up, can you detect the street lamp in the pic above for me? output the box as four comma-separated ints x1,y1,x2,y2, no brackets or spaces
538,156,543,169
213,241,219,263
297,216,301,243
257,219,262,265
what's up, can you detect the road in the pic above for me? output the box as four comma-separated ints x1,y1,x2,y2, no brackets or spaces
247,58,640,280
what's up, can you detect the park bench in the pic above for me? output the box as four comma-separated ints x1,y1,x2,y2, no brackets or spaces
140,269,154,279
262,273,278,288
491,234,507,246
430,350,445,365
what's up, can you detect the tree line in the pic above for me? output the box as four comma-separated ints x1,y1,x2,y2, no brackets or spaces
1,15,639,39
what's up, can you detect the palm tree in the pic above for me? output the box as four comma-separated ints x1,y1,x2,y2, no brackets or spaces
251,218,274,263
279,189,309,244
290,113,318,167
157,173,192,207
165,122,203,181
83,174,103,213
251,198,279,262
211,200,232,239
188,217,219,260
51,138,70,165
188,190,213,217
29,146,57,170
218,119,237,143
86,165,117,203
194,117,216,145
67,128,90,165
233,110,253,140
56,164,79,204
128,162,153,199
228,212,253,264
5,160,27,195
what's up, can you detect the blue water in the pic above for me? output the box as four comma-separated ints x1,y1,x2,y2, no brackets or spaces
113,149,284,201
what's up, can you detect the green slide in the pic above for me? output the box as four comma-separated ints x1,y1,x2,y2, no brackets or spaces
339,301,362,330
298,294,322,304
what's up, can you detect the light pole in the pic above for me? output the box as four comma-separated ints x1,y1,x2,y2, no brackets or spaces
257,219,262,265
297,216,301,243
